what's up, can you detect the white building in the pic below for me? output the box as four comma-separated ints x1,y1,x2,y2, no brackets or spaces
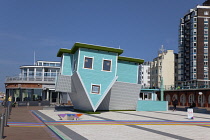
5,61,61,106
139,62,151,88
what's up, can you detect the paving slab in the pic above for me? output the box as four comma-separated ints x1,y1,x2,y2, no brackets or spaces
35,109,210,140
3,106,210,140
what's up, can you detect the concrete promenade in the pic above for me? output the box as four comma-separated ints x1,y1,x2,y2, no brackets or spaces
3,106,60,140
4,106,210,140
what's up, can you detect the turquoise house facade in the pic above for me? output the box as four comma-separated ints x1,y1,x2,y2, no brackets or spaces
56,43,144,112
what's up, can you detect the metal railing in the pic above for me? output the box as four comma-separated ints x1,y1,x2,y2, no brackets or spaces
5,76,56,83
141,85,210,90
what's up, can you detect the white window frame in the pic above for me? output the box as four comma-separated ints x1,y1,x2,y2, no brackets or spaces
91,84,101,94
204,23,208,28
193,29,197,34
83,56,94,69
204,11,209,15
102,59,112,72
204,49,208,53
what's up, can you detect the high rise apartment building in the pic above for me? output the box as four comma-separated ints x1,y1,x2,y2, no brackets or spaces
178,0,210,87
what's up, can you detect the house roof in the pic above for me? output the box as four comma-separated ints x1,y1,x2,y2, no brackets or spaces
118,56,144,64
57,42,123,57
57,42,144,64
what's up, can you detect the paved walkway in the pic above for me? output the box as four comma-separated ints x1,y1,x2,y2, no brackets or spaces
35,108,210,140
3,106,60,140
3,106,210,140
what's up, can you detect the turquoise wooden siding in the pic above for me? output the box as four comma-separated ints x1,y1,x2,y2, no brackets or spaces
117,61,138,83
136,100,168,111
62,53,73,76
72,49,79,73
78,48,117,107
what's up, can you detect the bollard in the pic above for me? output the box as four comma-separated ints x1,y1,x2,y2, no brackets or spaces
7,106,10,119
9,102,12,115
0,114,4,139
4,109,8,127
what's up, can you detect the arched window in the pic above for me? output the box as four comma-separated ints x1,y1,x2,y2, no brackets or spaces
180,94,186,105
208,95,210,104
166,94,170,102
189,94,194,104
198,95,205,104
172,94,178,100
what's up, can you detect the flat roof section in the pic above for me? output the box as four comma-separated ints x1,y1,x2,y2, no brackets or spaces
118,56,144,64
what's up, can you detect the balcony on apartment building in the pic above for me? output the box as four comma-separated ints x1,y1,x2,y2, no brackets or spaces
5,72,59,84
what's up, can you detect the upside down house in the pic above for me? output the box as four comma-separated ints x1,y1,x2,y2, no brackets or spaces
55,43,144,112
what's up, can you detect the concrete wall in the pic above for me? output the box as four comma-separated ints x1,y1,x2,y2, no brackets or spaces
136,100,168,111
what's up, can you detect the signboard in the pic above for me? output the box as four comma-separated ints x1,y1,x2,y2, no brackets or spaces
187,108,193,119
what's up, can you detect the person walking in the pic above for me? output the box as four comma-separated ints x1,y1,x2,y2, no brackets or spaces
172,97,178,111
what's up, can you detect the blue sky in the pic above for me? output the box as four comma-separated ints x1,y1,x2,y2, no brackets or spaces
0,0,205,91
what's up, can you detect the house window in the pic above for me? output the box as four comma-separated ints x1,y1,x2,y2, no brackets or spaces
204,62,208,66
204,55,208,59
139,93,152,100
91,85,100,94
204,43,208,47
84,57,93,69
102,60,111,71
204,11,209,15
193,29,197,34
204,49,208,53
204,29,208,34
204,37,208,40
204,23,208,28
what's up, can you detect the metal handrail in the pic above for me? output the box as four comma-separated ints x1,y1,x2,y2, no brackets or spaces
5,76,56,82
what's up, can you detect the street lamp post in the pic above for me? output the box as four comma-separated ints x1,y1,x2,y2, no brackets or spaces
159,45,165,101
160,76,164,101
